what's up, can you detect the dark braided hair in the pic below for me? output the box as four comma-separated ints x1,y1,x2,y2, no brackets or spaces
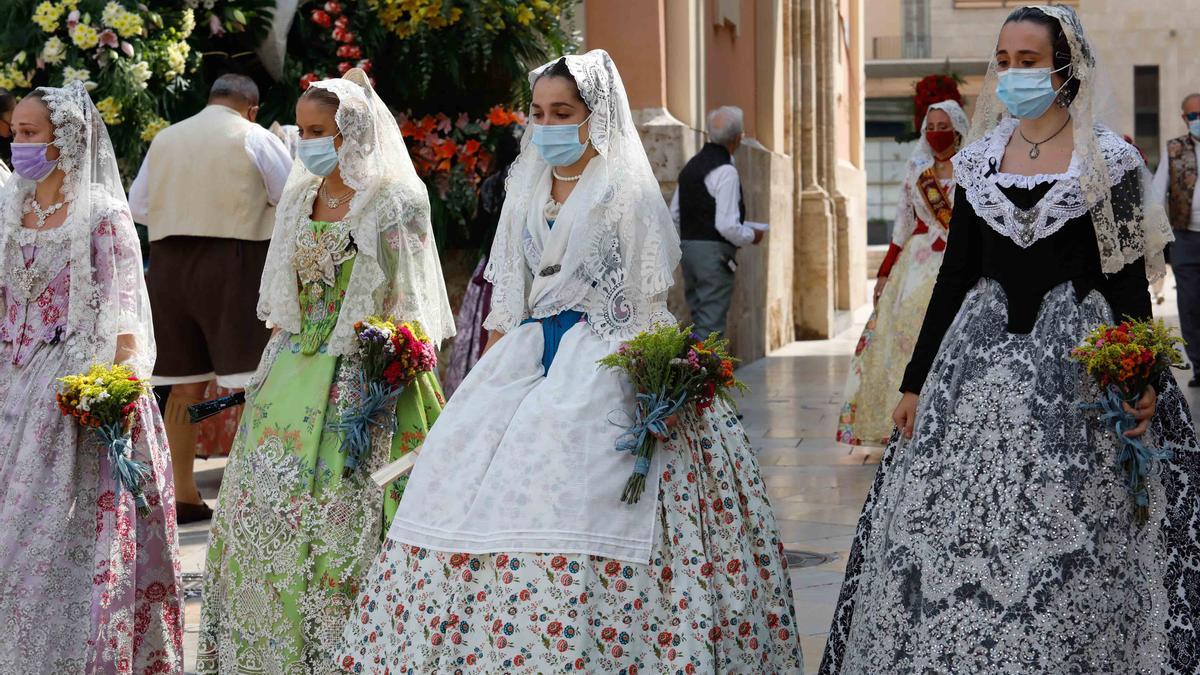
1004,7,1081,106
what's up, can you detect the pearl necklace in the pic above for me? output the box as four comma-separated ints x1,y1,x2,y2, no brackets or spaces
552,168,584,182
25,196,66,230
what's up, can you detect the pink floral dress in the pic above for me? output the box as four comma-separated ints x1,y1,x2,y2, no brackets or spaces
0,214,183,673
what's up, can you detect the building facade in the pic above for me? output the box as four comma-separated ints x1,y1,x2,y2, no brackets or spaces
582,0,868,358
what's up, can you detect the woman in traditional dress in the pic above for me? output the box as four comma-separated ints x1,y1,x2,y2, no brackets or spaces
336,49,802,674
821,6,1200,673
0,82,183,672
837,98,969,446
196,69,455,672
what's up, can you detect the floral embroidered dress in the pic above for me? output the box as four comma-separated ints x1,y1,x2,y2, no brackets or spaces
0,215,184,675
336,50,802,674
837,100,969,447
0,83,182,674
197,219,443,672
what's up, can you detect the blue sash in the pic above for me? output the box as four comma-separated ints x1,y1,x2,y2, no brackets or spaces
521,310,586,373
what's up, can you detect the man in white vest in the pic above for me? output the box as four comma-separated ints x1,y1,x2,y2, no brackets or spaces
128,73,291,522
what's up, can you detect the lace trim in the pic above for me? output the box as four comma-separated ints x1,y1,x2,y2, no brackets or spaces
955,120,1144,248
985,119,1082,189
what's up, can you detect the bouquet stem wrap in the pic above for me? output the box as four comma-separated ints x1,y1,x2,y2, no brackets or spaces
97,420,152,517
1084,386,1175,523
614,389,688,504
328,372,403,477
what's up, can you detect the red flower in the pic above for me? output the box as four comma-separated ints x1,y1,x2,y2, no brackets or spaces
550,555,567,570
325,0,344,14
604,560,621,576
337,61,353,75
299,72,319,90
547,621,563,636
601,627,617,641
337,44,363,60
727,559,741,575
708,626,722,641
700,562,714,577
334,15,351,29
661,567,673,582
657,631,672,646
310,9,332,28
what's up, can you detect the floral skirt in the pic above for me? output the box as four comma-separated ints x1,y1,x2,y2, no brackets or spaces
820,280,1200,674
837,232,943,446
197,337,443,674
0,342,183,674
336,403,803,673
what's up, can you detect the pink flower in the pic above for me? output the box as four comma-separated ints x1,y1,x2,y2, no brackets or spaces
67,10,80,30
120,41,134,57
209,14,225,36
98,29,119,49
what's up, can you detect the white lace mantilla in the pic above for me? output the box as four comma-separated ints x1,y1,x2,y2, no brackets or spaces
954,118,1144,248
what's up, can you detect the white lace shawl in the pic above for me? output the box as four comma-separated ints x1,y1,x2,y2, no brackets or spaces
257,71,455,353
966,5,1172,280
484,49,681,340
893,100,970,247
0,82,155,378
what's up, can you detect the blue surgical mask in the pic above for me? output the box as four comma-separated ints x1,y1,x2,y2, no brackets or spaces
531,114,592,167
297,132,341,176
996,64,1071,119
1188,119,1200,139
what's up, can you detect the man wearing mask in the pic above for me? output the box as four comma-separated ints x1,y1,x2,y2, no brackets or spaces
128,73,291,522
1151,93,1200,386
669,106,766,338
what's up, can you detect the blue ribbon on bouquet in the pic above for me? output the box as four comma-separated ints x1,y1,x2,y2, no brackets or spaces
1082,386,1174,510
327,372,404,477
97,420,151,517
613,389,688,476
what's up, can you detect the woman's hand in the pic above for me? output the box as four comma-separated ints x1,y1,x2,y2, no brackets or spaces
481,329,504,356
873,276,888,306
114,334,136,364
892,392,919,439
1123,386,1157,438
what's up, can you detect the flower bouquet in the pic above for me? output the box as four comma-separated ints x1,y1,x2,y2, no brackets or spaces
57,363,152,516
329,316,437,477
1070,319,1185,522
599,325,746,504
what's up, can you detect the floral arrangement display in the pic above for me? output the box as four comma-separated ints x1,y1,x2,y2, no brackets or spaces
0,0,203,174
329,316,437,476
598,325,747,504
1070,319,1185,522
57,363,153,516
396,105,524,245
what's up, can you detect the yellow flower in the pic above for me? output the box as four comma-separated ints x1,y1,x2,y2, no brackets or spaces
70,23,100,50
180,8,195,38
8,66,32,89
96,96,123,125
533,0,551,11
128,60,151,89
101,1,123,27
163,40,190,81
112,11,144,38
141,117,169,142
41,36,67,65
32,2,63,33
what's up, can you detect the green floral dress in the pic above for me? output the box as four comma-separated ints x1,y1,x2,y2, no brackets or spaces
197,220,443,673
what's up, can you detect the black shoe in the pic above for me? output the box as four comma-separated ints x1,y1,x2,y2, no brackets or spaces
1189,378,1200,388
176,501,213,524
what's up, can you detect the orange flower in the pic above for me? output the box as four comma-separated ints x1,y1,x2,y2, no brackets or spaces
461,139,481,156
486,105,513,126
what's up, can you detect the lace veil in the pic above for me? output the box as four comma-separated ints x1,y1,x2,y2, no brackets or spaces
966,5,1172,280
894,100,970,244
257,69,455,352
484,49,681,339
0,81,155,377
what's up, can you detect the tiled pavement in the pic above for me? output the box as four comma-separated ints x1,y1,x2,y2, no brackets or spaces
179,278,1196,674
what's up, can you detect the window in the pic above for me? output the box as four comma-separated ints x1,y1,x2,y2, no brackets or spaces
902,0,930,59
1134,65,1161,169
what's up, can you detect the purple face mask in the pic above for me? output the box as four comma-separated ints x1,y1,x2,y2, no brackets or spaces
11,142,59,182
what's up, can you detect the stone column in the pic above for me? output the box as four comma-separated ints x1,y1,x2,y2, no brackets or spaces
794,0,836,339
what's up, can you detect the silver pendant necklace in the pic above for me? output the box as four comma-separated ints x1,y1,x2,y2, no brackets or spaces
1019,115,1072,160
14,196,66,299
319,182,354,209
